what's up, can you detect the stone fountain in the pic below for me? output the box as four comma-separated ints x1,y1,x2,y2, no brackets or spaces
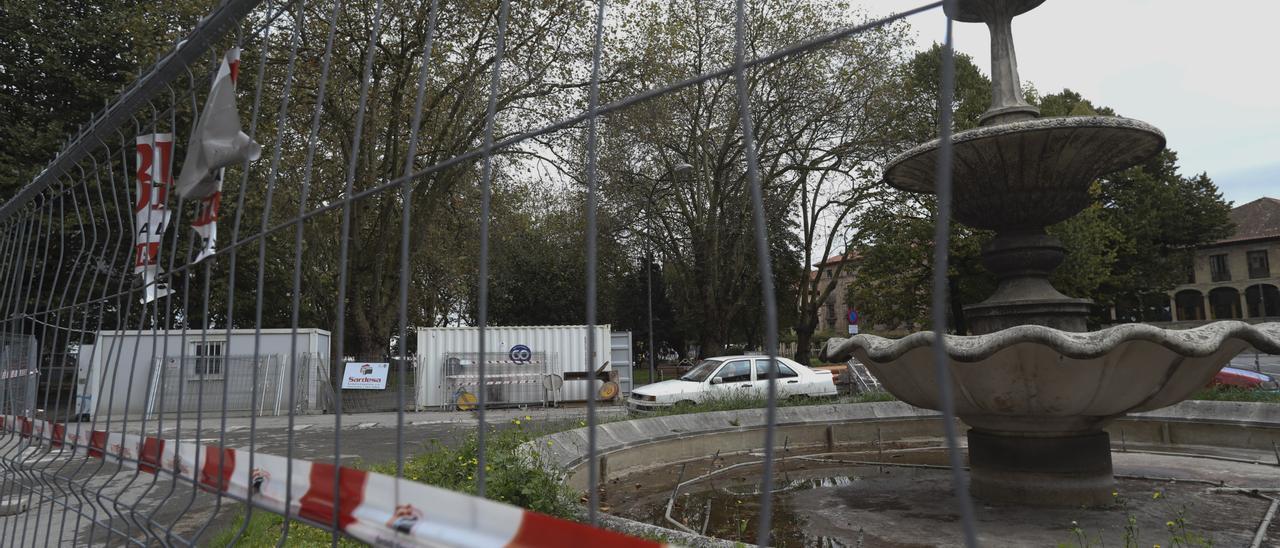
822,0,1280,506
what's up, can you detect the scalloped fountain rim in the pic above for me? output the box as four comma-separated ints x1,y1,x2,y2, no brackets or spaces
882,115,1167,193
822,321,1280,364
885,115,1166,169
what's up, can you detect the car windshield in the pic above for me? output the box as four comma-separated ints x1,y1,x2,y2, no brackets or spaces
679,359,722,382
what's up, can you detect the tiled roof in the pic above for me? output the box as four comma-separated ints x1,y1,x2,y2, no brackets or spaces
814,252,859,267
1216,197,1280,245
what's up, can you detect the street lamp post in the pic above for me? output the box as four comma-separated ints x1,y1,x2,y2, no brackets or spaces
646,240,655,383
645,162,692,384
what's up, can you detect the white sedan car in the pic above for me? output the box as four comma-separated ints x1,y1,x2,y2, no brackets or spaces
627,355,837,412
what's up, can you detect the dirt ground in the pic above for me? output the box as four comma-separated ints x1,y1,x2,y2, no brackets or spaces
608,446,1280,547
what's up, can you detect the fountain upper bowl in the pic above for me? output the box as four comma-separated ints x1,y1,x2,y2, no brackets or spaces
944,0,1046,23
884,116,1165,230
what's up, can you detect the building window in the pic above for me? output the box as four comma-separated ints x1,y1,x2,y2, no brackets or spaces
1247,250,1270,279
1209,254,1231,282
192,341,225,377
824,269,832,278
1185,263,1195,284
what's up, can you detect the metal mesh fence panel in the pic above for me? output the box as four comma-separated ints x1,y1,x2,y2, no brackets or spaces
0,335,38,419
0,0,973,546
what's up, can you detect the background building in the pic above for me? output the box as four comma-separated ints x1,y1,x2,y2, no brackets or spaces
811,254,858,334
1169,197,1280,321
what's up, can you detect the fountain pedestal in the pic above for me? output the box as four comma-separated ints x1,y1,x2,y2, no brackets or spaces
964,229,1091,334
968,430,1114,505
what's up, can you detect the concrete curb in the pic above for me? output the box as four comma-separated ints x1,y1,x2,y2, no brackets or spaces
1130,399,1280,426
538,401,1280,480
537,401,939,475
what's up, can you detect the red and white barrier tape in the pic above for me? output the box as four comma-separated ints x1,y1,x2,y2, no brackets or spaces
0,416,668,548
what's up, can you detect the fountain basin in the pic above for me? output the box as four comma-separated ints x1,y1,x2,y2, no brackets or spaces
883,116,1165,230
821,322,1280,434
820,321,1280,504
534,401,1280,545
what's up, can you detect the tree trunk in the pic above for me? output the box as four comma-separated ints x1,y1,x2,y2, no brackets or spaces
793,321,815,364
701,331,725,359
948,274,968,335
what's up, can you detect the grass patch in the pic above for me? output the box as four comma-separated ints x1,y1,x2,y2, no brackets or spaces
1188,386,1280,403
371,419,578,519
206,509,357,547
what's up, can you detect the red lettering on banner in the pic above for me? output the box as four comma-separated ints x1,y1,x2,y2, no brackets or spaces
135,242,161,268
299,462,368,530
193,193,221,225
135,142,152,212
134,181,170,212
135,139,173,212
135,139,173,185
18,417,31,438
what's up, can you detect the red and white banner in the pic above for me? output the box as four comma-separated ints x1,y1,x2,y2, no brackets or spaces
134,133,175,303
179,47,259,263
2,415,670,548
191,190,220,264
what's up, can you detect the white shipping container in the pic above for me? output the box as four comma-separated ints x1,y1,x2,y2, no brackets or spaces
416,325,615,408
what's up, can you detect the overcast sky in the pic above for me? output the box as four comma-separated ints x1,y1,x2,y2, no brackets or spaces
856,0,1278,206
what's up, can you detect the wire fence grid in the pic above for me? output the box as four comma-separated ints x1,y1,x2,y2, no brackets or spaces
0,0,966,546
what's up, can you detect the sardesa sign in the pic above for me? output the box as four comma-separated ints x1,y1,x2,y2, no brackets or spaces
341,362,389,390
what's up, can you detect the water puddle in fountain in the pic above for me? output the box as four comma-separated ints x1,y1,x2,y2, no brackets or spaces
717,473,858,497
607,448,955,547
604,445,1279,547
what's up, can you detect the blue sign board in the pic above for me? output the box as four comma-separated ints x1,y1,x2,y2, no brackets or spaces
509,344,532,363
847,309,859,324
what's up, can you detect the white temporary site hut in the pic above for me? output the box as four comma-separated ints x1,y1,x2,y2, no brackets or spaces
76,328,331,420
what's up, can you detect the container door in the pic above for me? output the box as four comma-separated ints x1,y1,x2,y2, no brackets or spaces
610,332,632,396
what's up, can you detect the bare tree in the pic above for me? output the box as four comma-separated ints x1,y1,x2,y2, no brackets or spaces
600,0,911,357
